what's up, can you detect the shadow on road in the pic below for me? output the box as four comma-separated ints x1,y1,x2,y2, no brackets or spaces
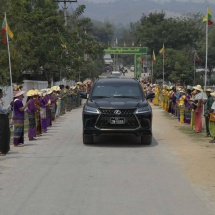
86,134,158,148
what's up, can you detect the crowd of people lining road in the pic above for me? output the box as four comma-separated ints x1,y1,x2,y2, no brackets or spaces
0,81,93,156
148,82,215,143
2,77,215,156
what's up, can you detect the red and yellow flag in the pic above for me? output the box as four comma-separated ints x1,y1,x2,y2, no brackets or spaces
152,50,156,62
2,15,14,45
203,7,213,25
159,44,166,57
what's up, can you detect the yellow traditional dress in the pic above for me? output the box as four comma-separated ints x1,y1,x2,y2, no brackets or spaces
153,87,159,106
179,94,186,123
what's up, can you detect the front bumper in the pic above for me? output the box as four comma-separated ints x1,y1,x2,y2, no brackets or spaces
83,111,152,136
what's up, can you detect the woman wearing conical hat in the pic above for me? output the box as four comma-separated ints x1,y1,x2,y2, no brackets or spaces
193,85,204,133
178,89,186,123
13,91,30,146
39,91,47,133
184,88,192,124
26,90,37,141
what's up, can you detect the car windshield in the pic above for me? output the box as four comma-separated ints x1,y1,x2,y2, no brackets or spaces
91,82,143,98
111,72,121,77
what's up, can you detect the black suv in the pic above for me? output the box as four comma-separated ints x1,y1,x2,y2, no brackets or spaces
82,78,154,145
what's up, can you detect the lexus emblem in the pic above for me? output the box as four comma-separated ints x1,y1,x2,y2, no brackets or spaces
114,110,121,115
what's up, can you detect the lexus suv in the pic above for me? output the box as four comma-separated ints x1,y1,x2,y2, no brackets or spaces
82,78,155,145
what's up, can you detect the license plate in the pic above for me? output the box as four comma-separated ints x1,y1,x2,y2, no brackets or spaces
110,117,125,124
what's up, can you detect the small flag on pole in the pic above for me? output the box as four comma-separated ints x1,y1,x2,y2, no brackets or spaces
152,50,156,62
2,14,14,45
159,44,166,57
203,7,213,25
195,52,201,62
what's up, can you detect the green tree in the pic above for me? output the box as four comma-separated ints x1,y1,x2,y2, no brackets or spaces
153,49,193,85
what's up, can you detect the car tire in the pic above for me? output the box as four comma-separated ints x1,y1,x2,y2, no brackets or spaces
141,135,152,145
83,134,93,144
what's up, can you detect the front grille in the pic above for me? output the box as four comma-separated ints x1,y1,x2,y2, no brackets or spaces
96,109,139,129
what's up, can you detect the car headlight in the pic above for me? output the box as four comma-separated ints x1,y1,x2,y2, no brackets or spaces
135,106,151,114
84,105,100,114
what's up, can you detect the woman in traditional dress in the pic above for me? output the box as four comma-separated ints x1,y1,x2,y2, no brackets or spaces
45,90,52,127
178,89,186,123
34,92,42,136
55,90,61,118
170,87,177,115
39,92,47,133
65,85,71,112
27,91,37,141
50,90,57,121
189,89,197,130
184,89,192,124
209,92,215,143
60,85,66,115
13,91,30,146
193,85,204,133
153,85,159,106
0,89,12,155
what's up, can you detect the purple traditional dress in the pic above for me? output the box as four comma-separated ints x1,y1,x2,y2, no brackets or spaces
170,92,176,115
39,96,47,133
45,94,52,127
13,99,25,145
184,94,192,124
27,98,37,139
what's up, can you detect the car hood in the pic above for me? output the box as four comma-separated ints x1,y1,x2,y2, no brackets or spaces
88,98,148,109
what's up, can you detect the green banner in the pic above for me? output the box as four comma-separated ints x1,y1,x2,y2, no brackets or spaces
104,47,147,54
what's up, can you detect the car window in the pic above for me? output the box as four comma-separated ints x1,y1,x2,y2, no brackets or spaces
91,82,143,98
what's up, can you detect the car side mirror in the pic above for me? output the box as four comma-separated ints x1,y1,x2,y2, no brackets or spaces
146,92,155,100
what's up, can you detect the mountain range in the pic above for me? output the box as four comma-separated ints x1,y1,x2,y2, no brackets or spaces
68,0,215,25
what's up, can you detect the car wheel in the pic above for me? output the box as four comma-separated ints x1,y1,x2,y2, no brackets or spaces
83,134,93,144
141,135,152,145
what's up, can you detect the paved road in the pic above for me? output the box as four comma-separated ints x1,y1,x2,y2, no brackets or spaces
0,104,215,215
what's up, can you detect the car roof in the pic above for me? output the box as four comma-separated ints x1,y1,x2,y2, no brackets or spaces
95,77,139,84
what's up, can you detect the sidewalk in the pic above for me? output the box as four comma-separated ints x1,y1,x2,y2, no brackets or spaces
152,104,215,208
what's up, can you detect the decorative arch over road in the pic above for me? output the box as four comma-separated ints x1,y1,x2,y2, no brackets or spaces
104,47,148,78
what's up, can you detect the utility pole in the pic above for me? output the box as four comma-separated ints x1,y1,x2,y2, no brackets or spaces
53,0,77,26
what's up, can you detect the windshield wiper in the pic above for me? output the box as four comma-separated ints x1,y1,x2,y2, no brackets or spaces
92,96,111,98
113,95,140,98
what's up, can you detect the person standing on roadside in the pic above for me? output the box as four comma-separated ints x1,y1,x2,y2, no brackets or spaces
193,85,204,133
26,90,37,141
204,89,214,137
209,92,215,143
0,89,12,155
13,91,30,147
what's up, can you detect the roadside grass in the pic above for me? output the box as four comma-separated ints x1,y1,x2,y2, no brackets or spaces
162,110,212,144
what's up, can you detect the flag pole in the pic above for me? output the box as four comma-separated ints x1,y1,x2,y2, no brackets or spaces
5,12,13,101
194,51,196,85
151,59,153,84
205,7,208,91
162,44,164,85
